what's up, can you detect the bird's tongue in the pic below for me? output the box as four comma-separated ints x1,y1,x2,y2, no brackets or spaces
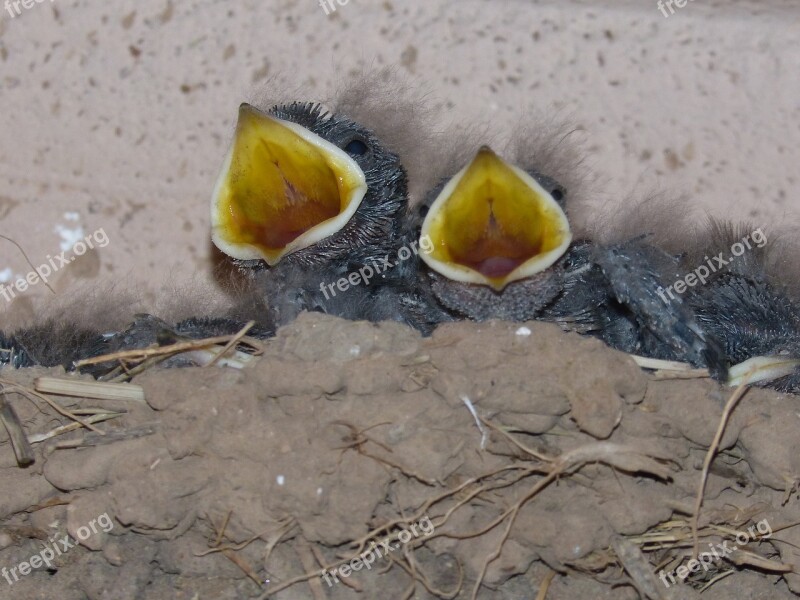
471,256,525,278
252,178,340,248
457,213,533,278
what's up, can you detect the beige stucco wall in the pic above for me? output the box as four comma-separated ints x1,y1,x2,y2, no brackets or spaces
0,0,798,318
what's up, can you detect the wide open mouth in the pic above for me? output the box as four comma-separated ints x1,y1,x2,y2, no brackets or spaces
210,104,368,265
420,146,572,291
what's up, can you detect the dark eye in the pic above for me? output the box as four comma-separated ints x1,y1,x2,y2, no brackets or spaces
551,189,564,202
344,139,369,156
418,204,429,217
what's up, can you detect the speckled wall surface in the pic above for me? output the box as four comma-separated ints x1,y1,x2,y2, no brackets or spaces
0,0,798,318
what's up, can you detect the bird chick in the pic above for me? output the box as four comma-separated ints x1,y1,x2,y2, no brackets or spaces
412,137,728,379
414,145,572,321
211,78,444,333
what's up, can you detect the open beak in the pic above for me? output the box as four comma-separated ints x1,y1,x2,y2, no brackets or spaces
420,147,572,291
211,104,368,265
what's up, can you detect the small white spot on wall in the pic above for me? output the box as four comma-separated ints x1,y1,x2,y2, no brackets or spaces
54,223,85,252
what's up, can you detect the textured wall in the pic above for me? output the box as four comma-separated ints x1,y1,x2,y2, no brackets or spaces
0,0,798,318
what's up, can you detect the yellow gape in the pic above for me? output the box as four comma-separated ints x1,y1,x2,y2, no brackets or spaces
420,147,572,291
211,104,368,265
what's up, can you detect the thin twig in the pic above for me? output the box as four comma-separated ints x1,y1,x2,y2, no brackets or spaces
28,412,123,443
0,234,56,295
205,321,254,367
691,379,752,558
75,334,263,368
479,416,555,462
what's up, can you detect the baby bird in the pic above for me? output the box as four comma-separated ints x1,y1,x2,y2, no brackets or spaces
409,139,729,380
210,89,442,331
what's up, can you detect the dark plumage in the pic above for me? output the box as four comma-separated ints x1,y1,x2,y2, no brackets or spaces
0,321,107,370
681,223,800,391
588,238,727,378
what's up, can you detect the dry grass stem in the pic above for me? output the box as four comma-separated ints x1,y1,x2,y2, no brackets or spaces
34,376,146,402
0,394,34,466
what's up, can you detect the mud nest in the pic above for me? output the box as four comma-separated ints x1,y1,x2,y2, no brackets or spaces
1,313,800,600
